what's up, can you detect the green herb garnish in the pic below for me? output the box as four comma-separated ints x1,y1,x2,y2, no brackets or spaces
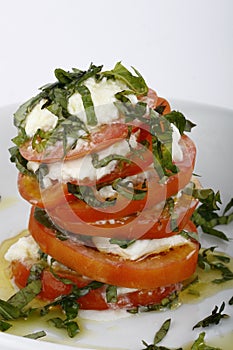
91,152,131,169
112,178,147,201
23,330,47,340
102,61,148,95
106,285,117,303
191,332,222,350
0,280,42,332
48,317,80,338
41,280,103,338
164,110,196,135
9,146,32,176
67,183,116,208
192,188,233,241
0,320,12,332
76,84,97,126
141,318,182,350
109,238,136,249
198,247,233,283
192,302,229,329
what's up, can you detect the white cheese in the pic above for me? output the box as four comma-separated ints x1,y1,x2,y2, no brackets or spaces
27,160,40,173
68,77,138,126
25,99,58,137
4,235,40,262
171,123,183,162
92,235,190,261
98,186,117,200
42,138,131,185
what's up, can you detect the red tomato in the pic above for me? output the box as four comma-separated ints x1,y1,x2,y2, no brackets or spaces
18,90,165,164
48,191,198,240
90,193,198,240
138,88,158,109
155,96,171,115
45,135,196,238
17,173,75,208
17,142,153,208
11,260,181,310
29,205,199,289
19,123,129,163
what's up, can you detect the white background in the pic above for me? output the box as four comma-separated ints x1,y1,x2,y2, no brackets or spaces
0,0,232,110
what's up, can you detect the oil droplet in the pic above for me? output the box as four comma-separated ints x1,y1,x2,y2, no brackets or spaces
0,196,19,211
1,232,233,349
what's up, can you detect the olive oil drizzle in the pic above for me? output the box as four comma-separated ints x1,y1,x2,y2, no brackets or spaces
0,231,233,347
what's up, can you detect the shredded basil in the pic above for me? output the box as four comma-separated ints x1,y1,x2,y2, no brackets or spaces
141,318,182,350
40,280,103,338
13,95,42,128
32,129,52,153
0,300,21,320
12,63,102,154
192,302,229,329
7,280,42,310
198,246,233,283
91,152,131,169
191,332,222,350
112,178,147,201
150,109,179,179
180,230,199,243
153,319,171,345
33,206,56,230
0,320,12,332
127,291,179,314
76,84,97,126
27,263,45,284
0,279,42,333
109,238,136,249
164,111,196,135
23,330,46,340
102,61,148,95
67,183,116,208
192,189,233,241
106,285,117,303
9,146,32,176
48,317,80,338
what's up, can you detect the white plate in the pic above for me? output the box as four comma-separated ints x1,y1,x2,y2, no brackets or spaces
0,102,233,350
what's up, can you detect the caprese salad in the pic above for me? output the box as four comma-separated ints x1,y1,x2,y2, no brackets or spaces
7,62,202,316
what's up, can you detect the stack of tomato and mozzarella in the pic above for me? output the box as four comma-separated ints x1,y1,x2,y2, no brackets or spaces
6,63,199,310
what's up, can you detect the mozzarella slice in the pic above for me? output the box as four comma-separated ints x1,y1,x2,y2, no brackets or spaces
92,235,190,261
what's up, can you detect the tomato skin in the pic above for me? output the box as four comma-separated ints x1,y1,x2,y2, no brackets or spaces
18,134,196,234
17,139,153,209
156,97,171,115
17,173,42,207
50,193,198,240
18,173,76,209
46,135,196,238
29,206,199,289
11,260,181,310
137,195,198,240
18,90,167,164
19,123,129,163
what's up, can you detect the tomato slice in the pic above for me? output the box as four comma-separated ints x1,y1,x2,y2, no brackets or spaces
88,193,198,240
155,96,171,115
18,173,75,208
18,90,165,164
17,142,153,208
45,135,196,238
11,259,181,310
29,205,199,289
19,123,129,163
18,133,196,214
